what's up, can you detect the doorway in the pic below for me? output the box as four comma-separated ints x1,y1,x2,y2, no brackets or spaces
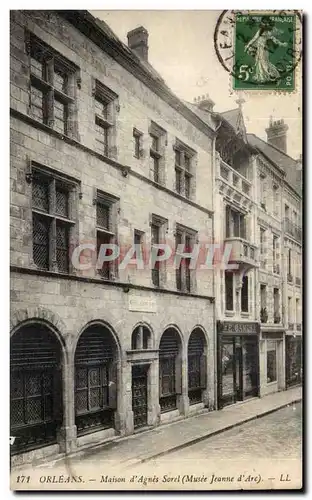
132,365,148,429
219,335,259,408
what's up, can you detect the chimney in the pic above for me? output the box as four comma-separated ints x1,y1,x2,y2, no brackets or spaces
194,94,215,112
127,26,149,61
265,118,289,153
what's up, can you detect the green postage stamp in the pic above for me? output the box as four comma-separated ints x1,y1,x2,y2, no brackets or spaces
214,11,302,92
234,14,297,90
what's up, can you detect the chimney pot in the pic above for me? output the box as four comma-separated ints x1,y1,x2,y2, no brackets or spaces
265,118,289,153
127,26,149,61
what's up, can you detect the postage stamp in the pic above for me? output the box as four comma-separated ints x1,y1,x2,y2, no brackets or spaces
214,10,302,92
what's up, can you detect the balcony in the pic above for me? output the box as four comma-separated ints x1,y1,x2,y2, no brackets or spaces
287,274,293,284
284,218,302,242
288,323,294,331
218,159,252,198
225,237,259,270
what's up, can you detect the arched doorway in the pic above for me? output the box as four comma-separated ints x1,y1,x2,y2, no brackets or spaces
188,328,207,405
74,324,118,436
159,328,182,414
10,323,62,454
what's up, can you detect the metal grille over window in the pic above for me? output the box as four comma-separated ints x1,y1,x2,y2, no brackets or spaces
159,329,181,413
31,166,75,273
55,185,69,217
96,202,110,230
56,222,69,272
188,329,206,405
10,324,62,454
74,326,117,435
32,176,49,212
33,215,50,269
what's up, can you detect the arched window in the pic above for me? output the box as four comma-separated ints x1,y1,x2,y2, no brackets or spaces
10,323,62,454
159,328,182,413
131,325,151,350
188,329,207,405
75,324,118,435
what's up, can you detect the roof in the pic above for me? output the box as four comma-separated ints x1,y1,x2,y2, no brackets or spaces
247,133,302,197
220,108,247,142
220,108,240,131
183,101,218,130
59,11,216,139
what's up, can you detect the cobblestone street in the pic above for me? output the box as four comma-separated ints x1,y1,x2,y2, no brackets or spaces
154,402,302,462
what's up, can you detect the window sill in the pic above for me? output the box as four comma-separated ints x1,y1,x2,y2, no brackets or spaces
225,310,235,316
266,380,278,385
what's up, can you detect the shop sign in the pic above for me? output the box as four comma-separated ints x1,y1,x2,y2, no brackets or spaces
218,321,260,335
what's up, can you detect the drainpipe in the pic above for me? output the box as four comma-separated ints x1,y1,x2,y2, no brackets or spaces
211,121,221,411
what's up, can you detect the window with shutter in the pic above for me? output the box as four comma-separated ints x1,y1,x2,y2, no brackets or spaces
159,329,181,413
74,325,117,435
188,329,206,405
10,324,62,454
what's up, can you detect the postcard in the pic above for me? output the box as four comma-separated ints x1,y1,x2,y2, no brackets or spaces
10,9,302,491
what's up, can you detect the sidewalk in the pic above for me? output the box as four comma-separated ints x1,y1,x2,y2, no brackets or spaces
66,386,302,467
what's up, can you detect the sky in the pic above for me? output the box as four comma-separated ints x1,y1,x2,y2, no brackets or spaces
91,10,302,159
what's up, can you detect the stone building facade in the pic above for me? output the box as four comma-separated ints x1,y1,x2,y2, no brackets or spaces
249,121,302,396
190,99,302,408
10,10,217,465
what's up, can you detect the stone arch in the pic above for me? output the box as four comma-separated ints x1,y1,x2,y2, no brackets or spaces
73,319,121,359
10,319,65,454
131,322,154,350
157,323,184,350
10,307,67,342
158,325,184,415
187,326,208,405
73,320,121,436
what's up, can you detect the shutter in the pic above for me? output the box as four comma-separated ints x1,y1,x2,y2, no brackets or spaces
200,354,207,389
175,356,182,394
11,325,60,368
75,328,114,365
159,331,179,357
108,361,117,409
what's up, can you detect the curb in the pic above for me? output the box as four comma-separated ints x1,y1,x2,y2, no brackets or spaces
133,397,302,465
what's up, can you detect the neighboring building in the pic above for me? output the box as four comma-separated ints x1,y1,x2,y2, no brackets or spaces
248,120,302,395
10,10,217,465
190,97,261,409
190,99,302,408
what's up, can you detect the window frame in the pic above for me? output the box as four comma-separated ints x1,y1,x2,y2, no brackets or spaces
174,141,195,199
31,163,77,274
241,275,249,313
175,224,197,293
26,31,79,137
266,340,277,384
93,79,118,159
225,271,234,311
95,190,119,281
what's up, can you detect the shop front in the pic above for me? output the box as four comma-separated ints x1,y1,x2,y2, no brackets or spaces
217,321,260,409
285,334,302,388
